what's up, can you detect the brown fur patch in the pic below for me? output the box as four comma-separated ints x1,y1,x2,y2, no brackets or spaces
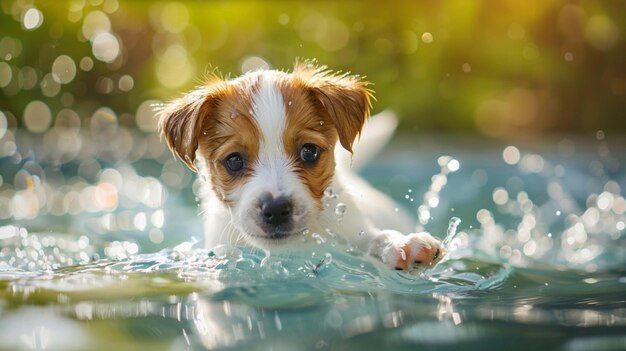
196,76,262,203
278,63,373,206
292,62,373,153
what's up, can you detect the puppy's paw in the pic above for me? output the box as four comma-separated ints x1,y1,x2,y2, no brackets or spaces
381,232,445,271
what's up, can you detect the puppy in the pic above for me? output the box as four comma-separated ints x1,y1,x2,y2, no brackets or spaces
159,62,444,271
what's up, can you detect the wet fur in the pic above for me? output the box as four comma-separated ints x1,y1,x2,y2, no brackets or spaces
159,62,444,271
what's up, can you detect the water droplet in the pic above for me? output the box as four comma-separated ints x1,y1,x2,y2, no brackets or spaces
358,230,365,236
442,217,461,248
311,233,325,244
319,121,324,125
335,203,347,216
288,101,292,106
323,253,332,265
428,196,440,208
447,159,460,172
324,187,336,198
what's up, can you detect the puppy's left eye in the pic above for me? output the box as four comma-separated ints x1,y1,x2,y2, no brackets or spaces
299,143,320,163
224,152,245,174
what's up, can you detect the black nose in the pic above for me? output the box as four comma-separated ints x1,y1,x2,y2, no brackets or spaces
260,195,292,227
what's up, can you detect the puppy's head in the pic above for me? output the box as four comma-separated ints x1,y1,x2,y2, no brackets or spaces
159,62,372,247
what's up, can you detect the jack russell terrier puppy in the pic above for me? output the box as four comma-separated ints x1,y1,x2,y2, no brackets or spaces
159,62,444,271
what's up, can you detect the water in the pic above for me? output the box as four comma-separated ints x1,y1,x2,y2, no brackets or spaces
1,130,625,350
1,239,625,350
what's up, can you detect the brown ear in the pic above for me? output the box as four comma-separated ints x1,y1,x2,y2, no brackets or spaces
295,62,373,152
158,79,224,171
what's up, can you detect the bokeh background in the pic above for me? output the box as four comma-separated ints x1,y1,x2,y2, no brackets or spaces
0,0,625,254
2,0,625,137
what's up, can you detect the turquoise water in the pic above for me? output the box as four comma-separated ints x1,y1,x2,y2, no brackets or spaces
1,132,626,350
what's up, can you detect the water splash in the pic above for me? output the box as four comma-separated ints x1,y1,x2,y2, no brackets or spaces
416,156,460,231
305,252,333,277
442,217,461,249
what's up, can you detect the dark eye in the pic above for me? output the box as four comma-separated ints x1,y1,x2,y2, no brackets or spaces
224,153,244,174
299,144,320,164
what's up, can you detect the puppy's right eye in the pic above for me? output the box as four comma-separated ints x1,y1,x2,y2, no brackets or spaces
299,143,320,164
224,153,244,174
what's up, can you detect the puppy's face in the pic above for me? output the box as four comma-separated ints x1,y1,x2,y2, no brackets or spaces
160,63,372,247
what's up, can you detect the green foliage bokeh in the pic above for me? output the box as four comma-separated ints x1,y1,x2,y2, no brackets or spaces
1,0,625,138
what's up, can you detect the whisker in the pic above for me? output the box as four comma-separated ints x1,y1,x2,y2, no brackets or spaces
217,220,234,247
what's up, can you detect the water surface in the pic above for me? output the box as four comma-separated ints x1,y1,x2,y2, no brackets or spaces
1,134,625,351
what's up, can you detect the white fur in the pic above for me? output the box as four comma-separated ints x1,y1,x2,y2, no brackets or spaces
235,75,314,245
